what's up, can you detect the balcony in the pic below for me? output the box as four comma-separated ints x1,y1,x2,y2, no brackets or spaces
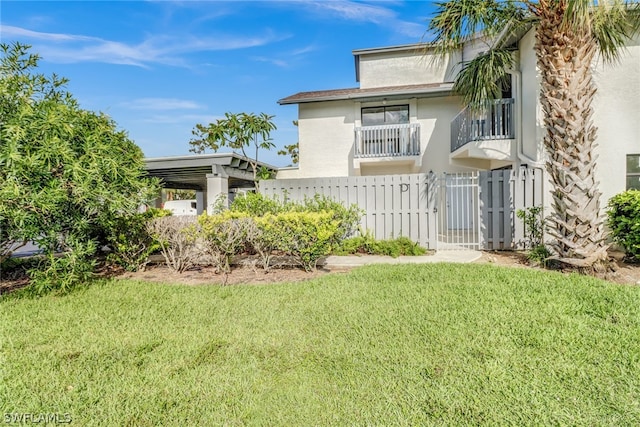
354,123,420,158
450,99,515,163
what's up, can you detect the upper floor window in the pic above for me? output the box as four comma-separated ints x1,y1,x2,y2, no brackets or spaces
627,154,640,190
362,105,409,126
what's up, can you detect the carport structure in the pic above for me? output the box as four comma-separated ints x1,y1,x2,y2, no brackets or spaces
144,153,278,214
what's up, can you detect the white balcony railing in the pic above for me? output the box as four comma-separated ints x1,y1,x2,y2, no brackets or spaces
354,123,420,158
451,98,515,152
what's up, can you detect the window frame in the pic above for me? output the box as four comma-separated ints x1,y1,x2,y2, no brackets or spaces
627,154,640,190
361,104,409,127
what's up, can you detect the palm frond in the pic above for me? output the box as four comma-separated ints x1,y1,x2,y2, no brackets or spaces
561,1,640,63
592,0,640,63
428,0,518,54
453,48,514,109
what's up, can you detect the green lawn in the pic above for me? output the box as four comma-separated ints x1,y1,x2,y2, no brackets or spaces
1,264,639,426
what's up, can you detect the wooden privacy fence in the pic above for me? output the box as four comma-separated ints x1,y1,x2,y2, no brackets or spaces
480,167,544,250
259,174,437,248
259,168,544,250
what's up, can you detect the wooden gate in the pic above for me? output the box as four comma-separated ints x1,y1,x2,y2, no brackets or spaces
260,167,544,251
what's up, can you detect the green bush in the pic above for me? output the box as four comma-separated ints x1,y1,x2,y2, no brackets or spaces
516,206,545,249
230,192,286,216
334,230,427,257
28,236,97,295
231,192,363,242
294,194,363,241
198,211,251,273
105,208,171,272
516,206,551,266
251,215,283,271
266,211,340,271
607,190,640,262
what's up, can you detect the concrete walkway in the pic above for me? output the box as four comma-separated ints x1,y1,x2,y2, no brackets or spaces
322,250,482,267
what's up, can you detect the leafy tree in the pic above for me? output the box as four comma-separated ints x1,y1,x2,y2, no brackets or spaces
189,112,277,184
0,42,158,290
429,0,640,269
278,120,299,165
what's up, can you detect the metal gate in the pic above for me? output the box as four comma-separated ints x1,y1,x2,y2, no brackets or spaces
436,172,481,250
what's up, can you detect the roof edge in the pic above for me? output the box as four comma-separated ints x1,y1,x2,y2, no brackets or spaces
278,83,455,105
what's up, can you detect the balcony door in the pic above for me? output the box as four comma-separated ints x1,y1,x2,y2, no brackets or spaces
362,105,409,126
360,105,410,156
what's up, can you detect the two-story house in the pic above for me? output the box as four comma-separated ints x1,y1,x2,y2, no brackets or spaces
277,27,639,206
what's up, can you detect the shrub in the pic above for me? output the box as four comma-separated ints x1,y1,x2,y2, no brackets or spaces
105,208,171,272
268,211,339,271
334,230,427,257
231,192,363,242
295,194,363,241
146,216,200,273
607,190,640,262
516,206,551,266
251,215,283,271
516,206,545,249
198,211,251,273
28,236,97,295
230,192,286,216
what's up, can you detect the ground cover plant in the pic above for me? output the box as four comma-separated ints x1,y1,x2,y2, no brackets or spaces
608,190,640,262
335,229,428,257
2,264,639,425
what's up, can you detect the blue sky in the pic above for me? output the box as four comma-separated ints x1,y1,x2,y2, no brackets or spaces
1,1,437,166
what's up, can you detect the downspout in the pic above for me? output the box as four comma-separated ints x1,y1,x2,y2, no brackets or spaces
507,68,545,168
492,19,542,168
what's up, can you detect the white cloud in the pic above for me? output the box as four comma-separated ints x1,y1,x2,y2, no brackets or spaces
307,1,396,24
291,0,427,38
0,24,289,68
141,113,220,125
251,56,291,68
122,98,205,111
251,44,318,68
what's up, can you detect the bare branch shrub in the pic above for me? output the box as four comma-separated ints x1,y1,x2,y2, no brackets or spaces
146,216,200,273
249,216,282,271
199,213,250,273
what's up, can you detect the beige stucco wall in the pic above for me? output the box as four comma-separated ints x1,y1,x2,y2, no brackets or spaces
592,34,640,204
276,167,300,179
518,29,545,164
518,29,640,204
294,100,355,178
358,50,459,89
286,95,470,178
416,96,468,174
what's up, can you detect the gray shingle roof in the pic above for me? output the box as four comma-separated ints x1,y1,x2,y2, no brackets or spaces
278,82,455,105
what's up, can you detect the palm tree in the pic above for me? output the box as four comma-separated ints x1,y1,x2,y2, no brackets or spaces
429,0,639,269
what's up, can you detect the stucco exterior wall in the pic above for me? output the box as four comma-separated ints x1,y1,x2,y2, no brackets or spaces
416,96,468,174
518,29,640,204
276,167,300,179
294,100,355,178
287,95,469,178
358,50,459,89
518,29,545,164
592,34,640,204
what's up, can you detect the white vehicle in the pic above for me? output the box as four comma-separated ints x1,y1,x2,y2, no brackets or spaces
163,200,197,216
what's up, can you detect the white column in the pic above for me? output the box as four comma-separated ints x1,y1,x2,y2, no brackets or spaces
195,190,205,215
205,165,229,214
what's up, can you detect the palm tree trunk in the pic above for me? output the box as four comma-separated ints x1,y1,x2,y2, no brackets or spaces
535,3,609,268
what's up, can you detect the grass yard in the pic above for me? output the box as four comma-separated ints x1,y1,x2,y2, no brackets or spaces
1,264,639,425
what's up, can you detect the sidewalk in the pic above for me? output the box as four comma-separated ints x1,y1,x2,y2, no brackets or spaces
322,250,482,268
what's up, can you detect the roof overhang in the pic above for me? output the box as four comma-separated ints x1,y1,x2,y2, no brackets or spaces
278,83,456,105
144,153,278,190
